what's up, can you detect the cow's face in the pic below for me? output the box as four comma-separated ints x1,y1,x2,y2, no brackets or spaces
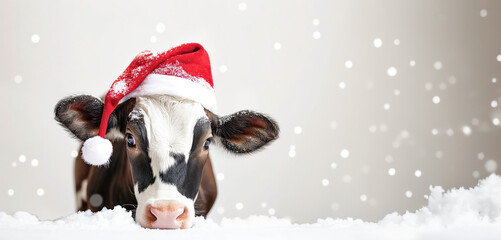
55,94,279,229
125,95,210,229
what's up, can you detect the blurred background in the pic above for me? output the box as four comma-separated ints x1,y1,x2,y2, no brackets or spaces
1,0,501,223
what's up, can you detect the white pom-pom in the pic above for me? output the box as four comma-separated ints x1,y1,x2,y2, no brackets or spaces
82,136,113,166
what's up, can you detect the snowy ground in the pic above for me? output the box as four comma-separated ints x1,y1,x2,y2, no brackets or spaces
2,175,501,240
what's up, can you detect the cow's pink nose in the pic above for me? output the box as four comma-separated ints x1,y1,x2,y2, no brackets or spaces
145,201,188,229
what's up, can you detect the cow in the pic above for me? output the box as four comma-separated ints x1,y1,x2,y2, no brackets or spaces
54,43,279,229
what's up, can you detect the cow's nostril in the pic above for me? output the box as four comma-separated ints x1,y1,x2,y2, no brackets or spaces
145,204,157,223
145,201,188,229
177,206,189,221
150,206,184,220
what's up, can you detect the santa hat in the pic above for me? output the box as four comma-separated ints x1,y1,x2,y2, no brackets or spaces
82,43,216,166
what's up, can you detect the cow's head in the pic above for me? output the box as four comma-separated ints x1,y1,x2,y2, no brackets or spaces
55,94,279,229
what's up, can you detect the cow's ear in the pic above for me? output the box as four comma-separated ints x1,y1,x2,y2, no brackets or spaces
54,95,105,141
209,110,279,153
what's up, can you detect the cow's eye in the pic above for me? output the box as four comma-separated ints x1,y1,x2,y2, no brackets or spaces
203,138,213,150
125,133,136,147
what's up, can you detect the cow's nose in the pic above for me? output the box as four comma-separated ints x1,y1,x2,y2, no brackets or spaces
145,200,188,229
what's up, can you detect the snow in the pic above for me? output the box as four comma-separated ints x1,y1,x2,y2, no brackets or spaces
312,18,320,26
344,60,353,69
128,110,144,121
14,75,22,84
340,149,350,158
312,31,321,40
2,175,501,239
485,160,498,173
30,158,39,167
218,65,228,73
18,155,26,163
238,2,247,11
434,61,443,70
432,96,441,104
405,191,413,198
480,9,488,17
493,118,500,126
294,126,302,134
288,145,296,158
216,172,225,181
150,35,157,43
110,80,128,96
321,178,329,186
273,42,282,50
31,34,40,43
342,174,352,183
155,23,165,33
387,66,397,77
153,60,214,91
462,125,472,136
36,188,45,196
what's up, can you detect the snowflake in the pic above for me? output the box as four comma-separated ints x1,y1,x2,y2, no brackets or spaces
111,80,128,96
136,50,153,59
153,61,214,92
131,66,145,78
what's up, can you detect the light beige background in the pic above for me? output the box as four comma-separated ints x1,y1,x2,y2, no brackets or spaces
1,0,500,223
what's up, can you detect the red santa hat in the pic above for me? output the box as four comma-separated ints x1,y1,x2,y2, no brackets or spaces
82,43,216,166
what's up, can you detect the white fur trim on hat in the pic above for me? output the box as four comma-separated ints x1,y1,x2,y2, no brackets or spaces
119,73,217,113
81,136,113,166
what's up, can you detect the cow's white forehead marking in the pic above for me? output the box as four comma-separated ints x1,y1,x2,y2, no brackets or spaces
131,95,205,229
128,110,143,121
132,95,207,172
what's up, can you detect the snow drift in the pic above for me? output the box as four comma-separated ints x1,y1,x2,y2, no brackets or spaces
2,175,501,240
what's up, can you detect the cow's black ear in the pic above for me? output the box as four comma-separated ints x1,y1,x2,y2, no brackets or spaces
54,95,104,141
209,110,279,153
